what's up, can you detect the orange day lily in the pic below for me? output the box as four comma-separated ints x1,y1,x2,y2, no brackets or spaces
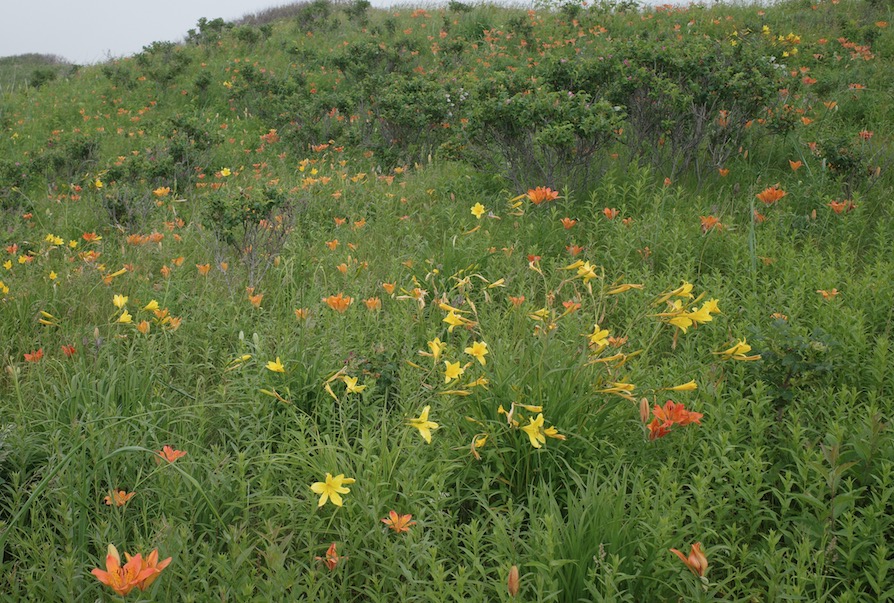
156,445,187,463
324,292,353,312
382,510,416,533
24,348,44,362
104,490,136,507
526,186,559,205
670,542,708,578
92,544,171,595
755,185,786,205
315,542,345,570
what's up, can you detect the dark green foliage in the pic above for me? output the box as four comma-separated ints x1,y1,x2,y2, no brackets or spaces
136,41,193,86
186,17,230,46
28,67,57,89
467,71,624,190
750,319,839,404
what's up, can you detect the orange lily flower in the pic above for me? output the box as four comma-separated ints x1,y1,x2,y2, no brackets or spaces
324,292,353,312
132,549,172,591
24,348,44,362
381,510,416,533
156,445,187,463
653,400,703,427
91,545,157,596
526,186,559,205
755,185,786,205
699,215,724,233
315,542,345,571
104,490,136,507
670,542,708,577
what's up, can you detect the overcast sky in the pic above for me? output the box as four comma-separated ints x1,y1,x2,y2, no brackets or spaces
0,0,399,65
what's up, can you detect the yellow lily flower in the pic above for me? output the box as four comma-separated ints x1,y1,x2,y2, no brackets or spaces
407,406,439,443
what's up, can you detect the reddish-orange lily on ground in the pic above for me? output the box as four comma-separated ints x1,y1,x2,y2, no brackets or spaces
755,185,786,205
526,186,559,205
315,542,345,570
670,542,708,578
24,349,44,362
156,445,187,463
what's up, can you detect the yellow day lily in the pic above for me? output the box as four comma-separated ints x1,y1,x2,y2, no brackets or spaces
443,310,474,333
577,261,598,283
444,360,465,383
438,301,469,314
117,310,133,324
342,375,367,394
685,299,721,326
606,283,644,295
266,357,286,373
408,406,439,443
467,376,489,389
113,294,128,309
654,281,694,306
527,308,550,321
587,350,642,368
587,324,610,351
562,260,585,271
597,381,636,401
143,300,159,311
425,337,447,361
226,354,252,371
662,380,698,392
520,414,564,449
464,341,489,365
310,473,355,507
471,203,486,219
470,434,488,460
714,339,761,361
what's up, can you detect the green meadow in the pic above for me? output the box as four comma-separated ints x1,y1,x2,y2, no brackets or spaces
0,0,892,599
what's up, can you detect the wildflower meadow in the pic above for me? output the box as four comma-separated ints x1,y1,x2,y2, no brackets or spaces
0,0,892,600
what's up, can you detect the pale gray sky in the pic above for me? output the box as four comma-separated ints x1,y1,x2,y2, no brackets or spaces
0,0,398,64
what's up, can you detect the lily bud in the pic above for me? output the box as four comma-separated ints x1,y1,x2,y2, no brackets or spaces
507,565,520,597
639,398,651,424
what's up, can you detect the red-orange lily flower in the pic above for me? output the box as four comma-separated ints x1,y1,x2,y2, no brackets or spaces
755,185,786,205
92,544,169,596
526,186,559,205
653,400,703,427
132,548,172,591
156,445,187,463
104,490,136,507
24,348,44,362
315,542,345,571
670,542,708,577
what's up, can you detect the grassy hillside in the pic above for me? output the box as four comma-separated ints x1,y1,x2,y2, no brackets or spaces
0,53,73,93
0,0,893,600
